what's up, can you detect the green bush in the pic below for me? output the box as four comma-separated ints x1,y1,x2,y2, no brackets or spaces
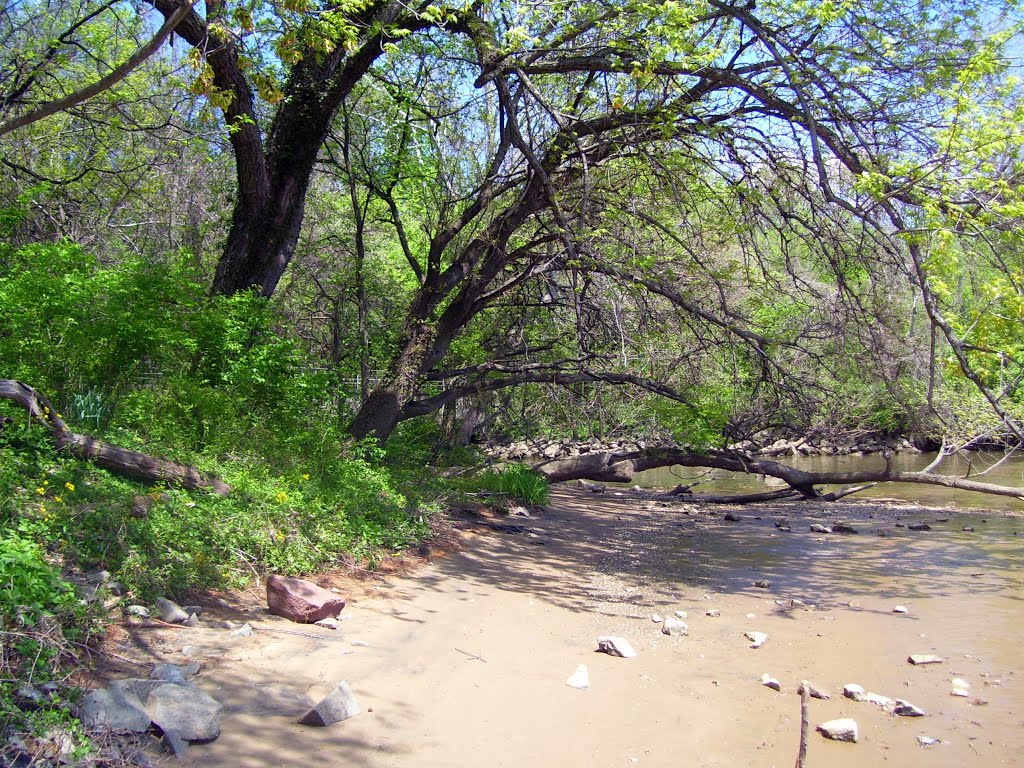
470,464,550,506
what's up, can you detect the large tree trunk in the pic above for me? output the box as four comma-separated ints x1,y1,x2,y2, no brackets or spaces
535,447,1024,502
0,380,230,495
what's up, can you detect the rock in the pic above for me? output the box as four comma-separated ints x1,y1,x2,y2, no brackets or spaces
184,613,200,628
745,613,756,619
508,506,531,517
111,678,168,702
724,512,742,522
155,598,189,624
817,718,858,743
161,729,190,760
963,526,975,532
893,699,926,717
917,736,939,746
651,614,663,623
760,674,781,691
832,523,859,534
705,609,721,618
182,605,203,617
661,618,688,636
596,636,637,658
151,664,201,684
565,664,590,690
230,622,254,637
125,605,151,619
810,524,832,533
297,682,361,726
753,580,771,589
864,692,895,707
314,617,339,630
951,687,970,697
267,575,346,624
744,631,768,649
85,570,111,584
908,654,943,665
908,523,931,531
78,687,152,733
951,677,970,689
800,682,830,700
674,610,687,619
843,684,866,701
146,684,223,741
893,605,909,613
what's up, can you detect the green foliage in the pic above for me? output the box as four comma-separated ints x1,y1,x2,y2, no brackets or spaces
0,533,77,627
469,464,550,506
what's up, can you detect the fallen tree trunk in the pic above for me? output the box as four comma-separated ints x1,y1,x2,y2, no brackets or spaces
535,447,1024,502
0,380,231,495
679,488,803,504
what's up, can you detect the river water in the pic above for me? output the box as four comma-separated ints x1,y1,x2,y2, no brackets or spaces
631,450,1024,512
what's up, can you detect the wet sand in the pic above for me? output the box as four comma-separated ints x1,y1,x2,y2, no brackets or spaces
110,487,1024,767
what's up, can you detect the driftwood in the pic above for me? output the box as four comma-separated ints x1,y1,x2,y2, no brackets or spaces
679,488,802,504
795,681,810,768
535,447,1024,502
0,380,230,495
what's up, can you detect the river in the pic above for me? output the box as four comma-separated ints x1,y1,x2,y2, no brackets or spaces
631,450,1024,512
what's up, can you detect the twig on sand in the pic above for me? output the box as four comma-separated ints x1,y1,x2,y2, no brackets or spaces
795,680,810,768
455,647,487,662
252,626,349,643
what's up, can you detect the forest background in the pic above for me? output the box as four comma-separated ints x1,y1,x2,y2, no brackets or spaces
2,0,1024,757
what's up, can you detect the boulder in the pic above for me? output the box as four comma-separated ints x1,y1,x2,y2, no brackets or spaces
817,718,858,743
267,575,346,624
145,684,223,742
565,665,590,690
297,682,361,727
661,618,687,636
155,598,189,624
596,636,637,658
78,687,151,733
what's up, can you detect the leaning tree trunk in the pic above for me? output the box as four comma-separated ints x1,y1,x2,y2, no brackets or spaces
535,447,1024,502
0,380,230,495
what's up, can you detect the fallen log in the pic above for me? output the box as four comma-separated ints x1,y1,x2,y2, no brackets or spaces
535,447,1024,502
680,488,802,504
0,379,230,495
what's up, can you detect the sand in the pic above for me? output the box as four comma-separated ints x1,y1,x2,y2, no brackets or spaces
105,486,1024,767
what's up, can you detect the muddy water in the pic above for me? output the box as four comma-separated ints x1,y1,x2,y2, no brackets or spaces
632,451,1024,512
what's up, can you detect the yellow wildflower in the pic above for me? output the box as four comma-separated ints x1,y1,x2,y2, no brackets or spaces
302,474,310,481
36,487,46,496
64,482,75,492
54,496,63,503
275,492,288,504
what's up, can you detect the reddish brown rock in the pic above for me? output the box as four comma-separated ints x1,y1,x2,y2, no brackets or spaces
267,575,346,624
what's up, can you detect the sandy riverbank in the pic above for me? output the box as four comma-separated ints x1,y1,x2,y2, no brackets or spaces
103,486,1023,767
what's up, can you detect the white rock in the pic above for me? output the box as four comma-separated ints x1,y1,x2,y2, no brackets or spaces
662,618,688,636
843,684,866,701
230,623,254,637
760,674,781,691
800,682,830,700
951,677,970,689
951,687,970,697
597,636,637,658
864,692,895,707
744,631,768,649
565,664,590,690
917,736,939,746
893,605,909,613
651,614,663,623
810,524,832,533
817,718,858,742
314,617,339,630
745,613,756,619
908,654,943,665
705,609,720,617
893,699,926,717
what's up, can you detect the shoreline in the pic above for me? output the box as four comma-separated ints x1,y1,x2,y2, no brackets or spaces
93,487,1022,767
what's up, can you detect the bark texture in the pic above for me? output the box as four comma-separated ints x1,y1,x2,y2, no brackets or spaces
0,380,230,495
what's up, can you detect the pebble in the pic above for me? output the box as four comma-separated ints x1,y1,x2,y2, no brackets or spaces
674,611,687,619
565,664,590,690
908,523,931,531
706,609,721,617
724,512,742,522
745,613,756,619
843,684,866,701
908,654,943,665
596,636,637,658
753,580,771,589
833,522,859,534
810,524,832,533
315,617,340,630
951,687,970,697
917,736,939,746
230,623,254,637
744,631,768,649
651,614,663,623
963,526,975,532
184,613,200,627
125,605,151,619
817,718,858,743
893,605,909,614
760,674,781,691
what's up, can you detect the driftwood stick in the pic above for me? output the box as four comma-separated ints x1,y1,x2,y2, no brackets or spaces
795,680,810,768
0,379,230,495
